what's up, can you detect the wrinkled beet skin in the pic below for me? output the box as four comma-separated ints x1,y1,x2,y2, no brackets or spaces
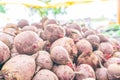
14,31,43,55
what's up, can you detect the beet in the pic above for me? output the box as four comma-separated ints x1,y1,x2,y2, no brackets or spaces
0,32,14,49
53,65,75,80
0,41,10,64
97,33,109,42
84,30,96,38
96,67,109,80
31,22,43,29
14,31,44,55
50,37,78,60
33,69,58,80
43,19,57,28
77,52,99,69
108,63,120,80
1,55,36,80
98,42,114,59
76,39,93,54
113,52,120,58
75,64,96,80
86,35,100,50
17,19,29,28
104,57,120,68
36,51,53,70
21,26,38,32
50,46,73,66
43,24,65,43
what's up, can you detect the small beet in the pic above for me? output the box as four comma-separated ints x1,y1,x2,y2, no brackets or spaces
17,19,29,28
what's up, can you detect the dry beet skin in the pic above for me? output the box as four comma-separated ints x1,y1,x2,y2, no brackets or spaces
50,37,78,60
14,31,44,55
0,41,10,64
76,39,93,54
1,55,36,80
33,69,58,80
75,64,96,80
43,24,65,43
53,65,75,80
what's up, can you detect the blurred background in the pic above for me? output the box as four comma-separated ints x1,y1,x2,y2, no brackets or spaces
0,0,119,37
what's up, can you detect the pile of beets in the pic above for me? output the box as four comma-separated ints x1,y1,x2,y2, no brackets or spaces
0,18,120,80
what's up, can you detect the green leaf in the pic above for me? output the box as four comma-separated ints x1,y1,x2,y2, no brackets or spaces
0,5,5,13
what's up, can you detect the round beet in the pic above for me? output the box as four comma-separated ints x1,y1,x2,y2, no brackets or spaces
98,42,114,59
1,55,36,80
0,32,14,49
75,64,96,80
53,65,75,80
50,37,78,60
33,69,58,80
31,22,43,29
76,39,93,54
14,31,44,55
84,30,96,38
0,41,10,64
43,19,57,28
36,51,53,70
96,67,109,80
50,46,71,65
108,63,120,80
86,35,100,50
43,24,65,43
21,26,38,32
17,19,29,28
97,33,109,42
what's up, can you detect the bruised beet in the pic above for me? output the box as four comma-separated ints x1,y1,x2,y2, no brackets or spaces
43,24,65,43
50,37,78,60
75,64,96,80
17,19,29,28
76,39,93,54
36,51,53,70
108,63,120,80
98,42,114,59
96,67,109,80
33,69,58,80
14,31,44,55
1,55,36,80
53,65,75,80
0,41,10,64
86,35,100,50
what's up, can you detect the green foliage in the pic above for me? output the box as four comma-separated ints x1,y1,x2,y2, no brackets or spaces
0,5,5,13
